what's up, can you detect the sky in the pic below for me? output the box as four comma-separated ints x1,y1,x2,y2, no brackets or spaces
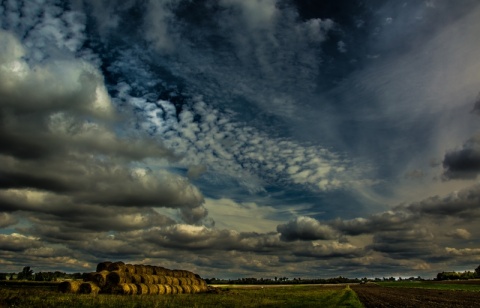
1,0,480,280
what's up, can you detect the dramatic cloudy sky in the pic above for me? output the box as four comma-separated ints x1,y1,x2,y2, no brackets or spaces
1,0,480,279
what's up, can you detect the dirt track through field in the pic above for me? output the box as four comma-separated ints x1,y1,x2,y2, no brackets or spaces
352,284,480,308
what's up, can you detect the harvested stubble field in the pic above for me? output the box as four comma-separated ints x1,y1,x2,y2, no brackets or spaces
0,282,361,308
352,281,480,308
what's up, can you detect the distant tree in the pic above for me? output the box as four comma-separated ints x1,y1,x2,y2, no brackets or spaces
0,273,7,280
17,267,34,280
475,265,480,278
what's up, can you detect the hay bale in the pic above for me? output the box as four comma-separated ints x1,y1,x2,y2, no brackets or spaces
191,285,201,293
147,284,159,295
92,271,109,287
153,267,166,275
113,283,137,295
135,264,146,275
163,284,173,294
136,283,149,295
140,274,154,284
96,261,113,272
181,285,192,294
157,275,167,284
170,285,178,294
58,280,81,293
157,284,166,294
130,274,142,284
165,276,173,285
145,265,154,275
79,282,101,295
178,277,188,285
171,277,180,285
125,264,136,274
108,261,126,272
106,271,127,285
173,285,183,294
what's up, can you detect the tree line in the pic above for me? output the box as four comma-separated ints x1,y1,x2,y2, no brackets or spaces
0,266,83,282
436,265,480,281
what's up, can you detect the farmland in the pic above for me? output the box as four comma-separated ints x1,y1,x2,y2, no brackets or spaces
2,280,480,307
352,281,480,308
0,282,361,308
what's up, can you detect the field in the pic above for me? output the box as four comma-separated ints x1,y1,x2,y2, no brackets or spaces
352,281,480,308
0,282,362,308
2,280,480,307
376,279,480,291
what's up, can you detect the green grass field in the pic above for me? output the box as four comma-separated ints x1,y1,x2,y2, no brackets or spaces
377,281,480,292
0,284,363,308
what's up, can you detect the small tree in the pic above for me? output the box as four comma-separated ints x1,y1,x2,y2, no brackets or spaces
17,266,34,280
475,265,480,278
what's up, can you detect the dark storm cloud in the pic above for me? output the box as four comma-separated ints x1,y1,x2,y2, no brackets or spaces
371,228,437,259
443,135,480,179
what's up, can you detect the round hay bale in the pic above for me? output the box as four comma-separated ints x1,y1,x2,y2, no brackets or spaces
164,269,174,276
171,270,181,278
108,261,126,272
170,285,178,294
153,267,166,275
58,280,81,293
181,285,192,294
135,264,146,275
112,283,130,295
163,284,173,294
171,277,180,285
79,282,101,295
191,278,200,286
125,264,135,274
112,283,136,295
157,275,167,284
136,283,149,295
106,271,126,285
151,275,159,284
140,274,154,284
186,271,196,279
165,276,173,285
147,284,159,295
92,271,109,287
96,261,113,272
173,285,183,294
191,285,202,293
145,265,154,275
130,274,142,284
178,277,187,285
157,284,166,294
129,283,138,295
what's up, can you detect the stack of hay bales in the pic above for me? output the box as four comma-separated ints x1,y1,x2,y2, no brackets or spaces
59,261,208,295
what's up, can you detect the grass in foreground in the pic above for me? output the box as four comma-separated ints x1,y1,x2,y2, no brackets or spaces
377,281,480,292
0,284,363,308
